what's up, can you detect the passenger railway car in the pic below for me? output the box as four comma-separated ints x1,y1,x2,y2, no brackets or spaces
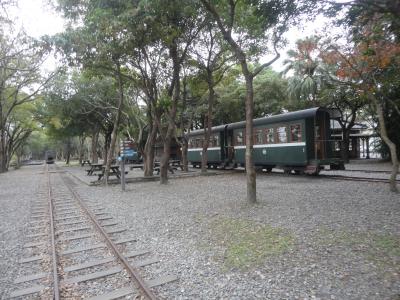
187,107,344,175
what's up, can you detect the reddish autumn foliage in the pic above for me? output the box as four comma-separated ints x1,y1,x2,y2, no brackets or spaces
320,20,400,85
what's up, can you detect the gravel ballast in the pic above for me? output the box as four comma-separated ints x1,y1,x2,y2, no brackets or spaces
1,162,399,299
71,162,399,300
0,165,45,299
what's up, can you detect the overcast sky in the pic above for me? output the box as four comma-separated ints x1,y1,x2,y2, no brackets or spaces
11,0,333,72
11,0,64,37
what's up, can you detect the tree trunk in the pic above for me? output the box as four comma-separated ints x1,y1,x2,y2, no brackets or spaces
0,107,6,173
181,137,189,172
374,97,398,192
244,75,256,203
160,135,172,184
104,131,112,165
201,125,209,173
340,128,350,163
0,128,8,173
91,129,99,163
143,121,157,177
201,74,216,174
159,41,180,184
104,65,124,184
180,77,189,173
65,139,71,165
78,135,85,165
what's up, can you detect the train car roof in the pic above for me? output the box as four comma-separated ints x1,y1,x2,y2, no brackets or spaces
189,124,227,136
227,107,339,130
188,107,339,135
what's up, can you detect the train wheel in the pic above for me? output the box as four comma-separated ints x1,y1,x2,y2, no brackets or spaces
265,167,272,173
294,170,304,175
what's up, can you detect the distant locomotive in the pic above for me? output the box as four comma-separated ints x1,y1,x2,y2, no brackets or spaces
45,150,56,164
187,107,344,175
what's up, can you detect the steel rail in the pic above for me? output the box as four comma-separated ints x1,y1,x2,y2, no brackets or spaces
319,174,400,183
59,174,157,300
252,169,399,184
46,164,61,300
325,169,392,174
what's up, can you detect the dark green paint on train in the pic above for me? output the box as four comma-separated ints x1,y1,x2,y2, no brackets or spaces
187,107,344,174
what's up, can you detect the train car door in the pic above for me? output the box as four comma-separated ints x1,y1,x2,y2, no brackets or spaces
224,128,235,162
220,131,226,161
315,112,327,160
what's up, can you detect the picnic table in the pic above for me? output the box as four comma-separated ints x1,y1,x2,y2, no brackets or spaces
86,163,103,175
128,160,183,175
97,165,122,181
169,160,184,170
154,161,180,175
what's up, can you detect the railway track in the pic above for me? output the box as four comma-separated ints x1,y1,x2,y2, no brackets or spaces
318,174,400,184
10,164,176,299
324,168,393,175
252,168,398,184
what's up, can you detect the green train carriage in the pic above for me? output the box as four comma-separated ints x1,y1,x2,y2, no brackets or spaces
188,107,344,174
187,125,226,168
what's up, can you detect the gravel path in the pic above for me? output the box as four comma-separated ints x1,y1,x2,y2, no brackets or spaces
0,165,44,299
1,162,399,299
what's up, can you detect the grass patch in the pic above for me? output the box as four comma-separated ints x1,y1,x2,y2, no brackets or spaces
316,229,400,269
209,217,294,270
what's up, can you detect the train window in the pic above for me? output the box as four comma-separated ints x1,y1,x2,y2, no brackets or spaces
236,131,244,145
277,126,287,143
290,124,301,142
215,135,219,147
265,128,274,143
200,138,205,148
254,129,263,144
208,135,218,147
208,136,214,147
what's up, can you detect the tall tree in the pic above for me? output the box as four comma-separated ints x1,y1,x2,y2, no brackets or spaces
190,24,232,173
148,0,204,184
283,36,326,107
54,1,131,182
283,36,367,162
3,101,37,168
321,22,400,192
200,0,305,203
0,31,51,172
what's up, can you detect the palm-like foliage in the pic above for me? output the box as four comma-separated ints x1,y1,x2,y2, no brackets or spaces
282,36,328,107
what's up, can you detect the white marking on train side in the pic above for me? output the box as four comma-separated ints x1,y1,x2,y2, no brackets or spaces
234,142,306,149
188,147,220,152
